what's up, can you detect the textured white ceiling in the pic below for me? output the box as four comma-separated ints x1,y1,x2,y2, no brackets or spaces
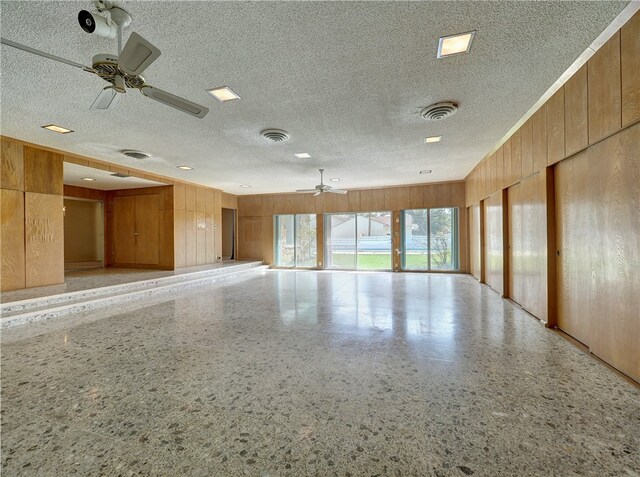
64,162,164,190
0,1,629,195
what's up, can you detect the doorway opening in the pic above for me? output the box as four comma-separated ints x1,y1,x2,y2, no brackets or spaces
222,208,236,261
64,198,104,272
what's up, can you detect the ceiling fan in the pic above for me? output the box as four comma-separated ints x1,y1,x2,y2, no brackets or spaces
0,2,209,119
297,169,348,196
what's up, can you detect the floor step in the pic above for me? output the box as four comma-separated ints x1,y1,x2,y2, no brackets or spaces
1,264,267,329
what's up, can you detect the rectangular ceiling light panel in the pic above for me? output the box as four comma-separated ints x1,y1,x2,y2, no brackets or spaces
437,31,476,58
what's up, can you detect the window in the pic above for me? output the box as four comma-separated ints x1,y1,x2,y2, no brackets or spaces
274,214,317,267
324,212,392,270
401,208,459,271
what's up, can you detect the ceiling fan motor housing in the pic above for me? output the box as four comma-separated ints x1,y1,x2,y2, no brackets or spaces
92,54,146,89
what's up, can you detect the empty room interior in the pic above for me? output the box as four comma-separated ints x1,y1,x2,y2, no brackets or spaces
1,1,639,475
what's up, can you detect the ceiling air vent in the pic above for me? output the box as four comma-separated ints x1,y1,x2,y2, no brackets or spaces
420,101,458,120
122,149,151,160
261,129,290,143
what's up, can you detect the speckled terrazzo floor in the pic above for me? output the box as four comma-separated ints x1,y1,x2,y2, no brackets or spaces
1,271,639,476
0,261,252,303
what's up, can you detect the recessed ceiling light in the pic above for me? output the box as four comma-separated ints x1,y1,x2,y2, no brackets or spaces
329,178,341,182
42,124,73,134
294,153,311,159
420,170,432,174
425,136,442,143
437,31,476,58
81,177,95,181
177,165,193,170
240,185,252,188
207,86,241,102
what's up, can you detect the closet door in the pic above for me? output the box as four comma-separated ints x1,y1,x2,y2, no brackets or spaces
113,196,136,264
134,194,159,265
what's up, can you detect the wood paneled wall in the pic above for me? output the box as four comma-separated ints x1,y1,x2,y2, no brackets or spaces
555,124,639,382
2,136,239,288
237,181,468,272
106,186,174,269
1,139,64,291
464,11,639,382
483,191,506,295
173,184,237,268
465,13,640,205
507,171,550,322
468,204,481,281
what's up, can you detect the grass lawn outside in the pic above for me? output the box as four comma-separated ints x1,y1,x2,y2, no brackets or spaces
328,253,454,270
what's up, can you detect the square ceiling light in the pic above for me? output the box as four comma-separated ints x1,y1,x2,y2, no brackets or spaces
437,31,476,58
329,178,341,182
294,153,311,159
424,136,442,143
177,165,193,170
207,86,241,102
42,124,73,134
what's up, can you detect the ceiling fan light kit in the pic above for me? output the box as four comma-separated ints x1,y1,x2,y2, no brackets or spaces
0,1,209,119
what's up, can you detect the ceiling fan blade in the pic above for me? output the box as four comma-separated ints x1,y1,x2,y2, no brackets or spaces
296,189,319,193
327,189,348,194
1,38,92,70
313,191,322,197
140,86,209,119
90,87,119,110
118,32,161,76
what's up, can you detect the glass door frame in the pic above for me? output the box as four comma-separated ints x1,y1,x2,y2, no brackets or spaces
400,207,460,272
324,211,392,271
273,214,317,269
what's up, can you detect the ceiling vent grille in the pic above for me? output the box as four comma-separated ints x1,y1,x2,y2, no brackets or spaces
261,129,290,143
420,101,458,120
122,149,151,160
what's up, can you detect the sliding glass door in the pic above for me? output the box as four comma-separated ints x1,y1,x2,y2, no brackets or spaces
324,212,392,270
402,208,459,271
274,214,317,267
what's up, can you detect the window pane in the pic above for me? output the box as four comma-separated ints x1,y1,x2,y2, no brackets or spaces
402,209,429,270
357,212,392,270
325,213,356,269
275,215,295,267
295,214,317,267
429,208,457,270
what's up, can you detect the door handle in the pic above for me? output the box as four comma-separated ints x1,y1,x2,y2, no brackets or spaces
134,232,139,235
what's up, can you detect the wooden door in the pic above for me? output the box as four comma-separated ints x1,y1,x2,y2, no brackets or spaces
468,205,481,280
113,196,136,264
134,194,159,265
507,183,523,306
484,191,504,295
555,125,639,381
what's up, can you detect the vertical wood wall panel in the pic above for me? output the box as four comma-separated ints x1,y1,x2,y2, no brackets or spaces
588,32,621,144
564,64,589,157
1,139,24,191
532,107,547,174
24,146,63,195
469,204,481,280
510,129,522,185
555,124,639,382
112,196,136,264
1,189,25,290
546,88,565,165
507,183,523,306
520,119,534,179
621,11,640,126
134,194,160,265
484,192,504,294
25,192,64,287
